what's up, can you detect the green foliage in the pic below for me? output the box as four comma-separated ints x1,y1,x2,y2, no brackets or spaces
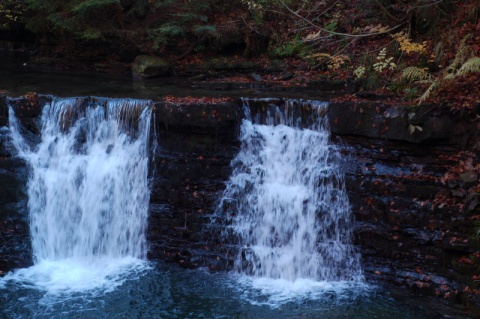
18,0,221,52
70,0,120,14
9,0,479,88
23,0,63,33
270,36,306,58
148,24,184,49
323,21,337,34
173,12,208,23
151,0,176,9
149,1,217,51
363,73,381,91
47,13,76,32
126,0,148,18
80,29,103,40
153,24,184,37
0,0,26,30
193,25,216,36
403,87,419,100
390,66,432,100
24,0,62,12
50,0,122,40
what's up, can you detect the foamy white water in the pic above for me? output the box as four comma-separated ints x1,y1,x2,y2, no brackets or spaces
4,97,153,294
235,274,370,307
220,99,363,300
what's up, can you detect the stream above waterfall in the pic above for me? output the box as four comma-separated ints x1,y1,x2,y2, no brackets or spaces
0,53,336,100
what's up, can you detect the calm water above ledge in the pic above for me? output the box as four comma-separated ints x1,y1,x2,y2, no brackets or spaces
0,53,334,100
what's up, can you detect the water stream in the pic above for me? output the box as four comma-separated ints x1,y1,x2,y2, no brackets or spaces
3,97,153,294
0,96,436,318
217,99,364,303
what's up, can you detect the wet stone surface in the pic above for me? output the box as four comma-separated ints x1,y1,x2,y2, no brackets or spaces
0,125,32,275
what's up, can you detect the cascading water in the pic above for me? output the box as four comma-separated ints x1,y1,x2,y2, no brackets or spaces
4,97,153,294
220,99,363,290
0,96,437,318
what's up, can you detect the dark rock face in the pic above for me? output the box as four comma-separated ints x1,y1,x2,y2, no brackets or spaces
1,94,479,315
146,98,244,270
147,129,238,270
342,138,467,299
329,102,458,144
328,100,479,311
0,95,33,274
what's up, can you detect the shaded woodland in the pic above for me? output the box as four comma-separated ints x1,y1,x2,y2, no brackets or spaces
0,0,479,108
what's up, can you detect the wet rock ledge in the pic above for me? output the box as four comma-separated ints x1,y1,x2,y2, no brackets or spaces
1,93,480,316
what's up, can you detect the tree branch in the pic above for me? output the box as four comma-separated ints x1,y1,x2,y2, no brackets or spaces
372,0,402,23
275,0,405,39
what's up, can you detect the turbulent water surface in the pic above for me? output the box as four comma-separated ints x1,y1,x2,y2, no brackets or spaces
1,261,437,319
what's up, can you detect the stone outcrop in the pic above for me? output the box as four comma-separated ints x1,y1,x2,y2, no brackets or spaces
132,55,170,78
1,94,479,316
329,100,480,147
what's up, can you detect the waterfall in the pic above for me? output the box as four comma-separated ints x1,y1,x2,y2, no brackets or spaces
220,99,363,283
6,97,153,293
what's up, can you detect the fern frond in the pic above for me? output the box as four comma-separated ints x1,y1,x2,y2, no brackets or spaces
449,34,474,71
418,80,439,105
151,24,184,37
416,36,477,105
173,13,207,23
25,0,62,12
48,13,76,32
401,67,431,83
415,79,434,85
148,23,184,49
193,25,216,36
152,0,175,9
80,28,102,40
457,57,480,76
126,1,148,17
444,73,456,81
71,0,120,14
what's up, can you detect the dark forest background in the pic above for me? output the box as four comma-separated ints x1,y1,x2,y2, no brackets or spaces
1,0,479,107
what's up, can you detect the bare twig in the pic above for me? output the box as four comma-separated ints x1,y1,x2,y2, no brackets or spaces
275,0,405,39
372,0,402,23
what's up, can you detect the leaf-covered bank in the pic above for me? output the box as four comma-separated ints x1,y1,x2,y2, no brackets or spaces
0,0,479,109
